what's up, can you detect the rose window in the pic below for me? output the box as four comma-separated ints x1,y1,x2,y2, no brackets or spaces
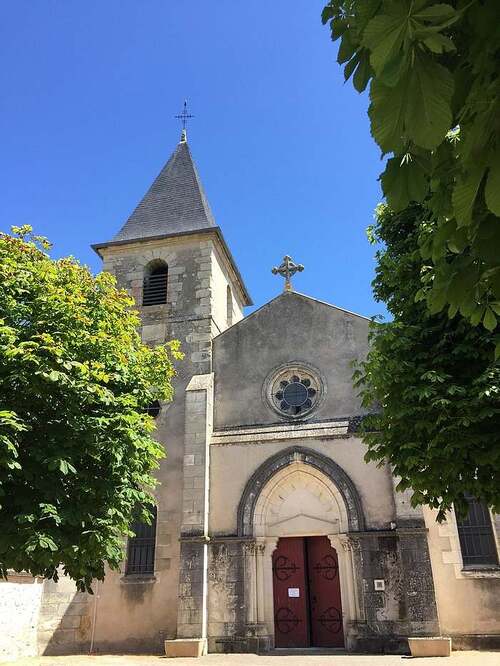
272,373,319,417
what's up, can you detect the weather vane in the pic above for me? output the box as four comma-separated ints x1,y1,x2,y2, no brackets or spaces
272,255,304,292
175,100,194,142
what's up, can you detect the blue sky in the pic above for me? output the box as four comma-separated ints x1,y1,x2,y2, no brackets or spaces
1,0,386,319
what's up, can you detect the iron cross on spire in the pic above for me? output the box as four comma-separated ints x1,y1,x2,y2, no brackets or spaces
272,255,304,292
175,100,194,143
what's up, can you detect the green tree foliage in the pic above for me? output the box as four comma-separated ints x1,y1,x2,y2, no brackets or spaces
0,227,182,591
322,1,500,334
355,205,500,519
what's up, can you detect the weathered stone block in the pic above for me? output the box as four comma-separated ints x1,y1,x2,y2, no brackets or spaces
408,637,451,657
165,638,206,658
60,615,82,629
157,558,171,570
178,610,202,626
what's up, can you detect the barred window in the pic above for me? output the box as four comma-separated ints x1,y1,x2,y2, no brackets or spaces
143,262,168,306
457,496,498,568
125,507,157,575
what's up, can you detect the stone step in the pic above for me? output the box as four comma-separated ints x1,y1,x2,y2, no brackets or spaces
267,648,348,656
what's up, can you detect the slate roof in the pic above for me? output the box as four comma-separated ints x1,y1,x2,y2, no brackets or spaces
112,138,216,242
92,136,253,305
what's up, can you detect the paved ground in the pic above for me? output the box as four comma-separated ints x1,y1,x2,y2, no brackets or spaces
1,653,499,666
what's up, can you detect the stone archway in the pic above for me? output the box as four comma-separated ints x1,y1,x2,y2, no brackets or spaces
236,447,365,649
253,462,349,538
237,446,365,536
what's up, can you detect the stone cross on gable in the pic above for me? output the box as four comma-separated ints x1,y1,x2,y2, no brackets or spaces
272,255,304,292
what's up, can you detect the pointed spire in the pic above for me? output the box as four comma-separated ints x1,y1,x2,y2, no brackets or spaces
112,140,215,242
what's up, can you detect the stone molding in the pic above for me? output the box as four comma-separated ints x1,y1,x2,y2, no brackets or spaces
212,419,351,445
236,446,366,535
242,541,266,556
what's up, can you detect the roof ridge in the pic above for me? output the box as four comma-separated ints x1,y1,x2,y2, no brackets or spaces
213,290,370,340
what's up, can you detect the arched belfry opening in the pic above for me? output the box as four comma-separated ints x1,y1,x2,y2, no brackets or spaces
142,260,168,306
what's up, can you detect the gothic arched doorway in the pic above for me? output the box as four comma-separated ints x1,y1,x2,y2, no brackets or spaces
237,447,365,650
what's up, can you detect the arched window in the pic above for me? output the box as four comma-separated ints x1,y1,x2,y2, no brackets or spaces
125,506,157,575
456,496,498,567
226,285,233,327
143,261,168,306
145,400,161,419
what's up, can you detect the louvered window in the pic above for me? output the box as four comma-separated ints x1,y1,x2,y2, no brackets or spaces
143,264,168,306
457,496,498,567
125,507,157,575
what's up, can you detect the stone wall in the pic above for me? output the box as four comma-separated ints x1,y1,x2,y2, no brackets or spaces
207,427,439,653
27,231,247,655
213,291,371,429
352,530,439,653
90,235,212,651
210,437,395,536
210,244,245,332
77,232,245,653
207,540,248,653
0,575,43,661
176,373,214,645
204,529,439,654
424,506,500,647
37,578,92,656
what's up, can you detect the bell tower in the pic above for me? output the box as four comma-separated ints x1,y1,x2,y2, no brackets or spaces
91,129,251,651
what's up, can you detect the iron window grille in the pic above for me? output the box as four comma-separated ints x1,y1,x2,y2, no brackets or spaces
142,266,168,306
125,507,157,575
456,496,498,567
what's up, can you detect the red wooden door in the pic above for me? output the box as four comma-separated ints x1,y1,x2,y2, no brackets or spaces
306,536,344,647
272,537,309,647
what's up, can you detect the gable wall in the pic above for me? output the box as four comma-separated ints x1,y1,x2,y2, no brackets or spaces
213,292,371,428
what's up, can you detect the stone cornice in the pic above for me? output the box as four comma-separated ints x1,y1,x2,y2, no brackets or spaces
211,419,352,445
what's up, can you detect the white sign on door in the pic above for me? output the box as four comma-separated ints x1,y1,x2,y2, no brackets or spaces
288,588,300,598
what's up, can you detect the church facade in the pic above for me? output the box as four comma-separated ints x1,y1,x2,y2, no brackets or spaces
1,131,499,659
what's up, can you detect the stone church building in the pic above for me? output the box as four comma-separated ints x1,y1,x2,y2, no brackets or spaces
1,131,499,659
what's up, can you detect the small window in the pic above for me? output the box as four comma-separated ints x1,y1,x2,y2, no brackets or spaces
226,285,233,327
145,400,160,418
457,496,498,567
143,262,168,306
125,507,157,575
